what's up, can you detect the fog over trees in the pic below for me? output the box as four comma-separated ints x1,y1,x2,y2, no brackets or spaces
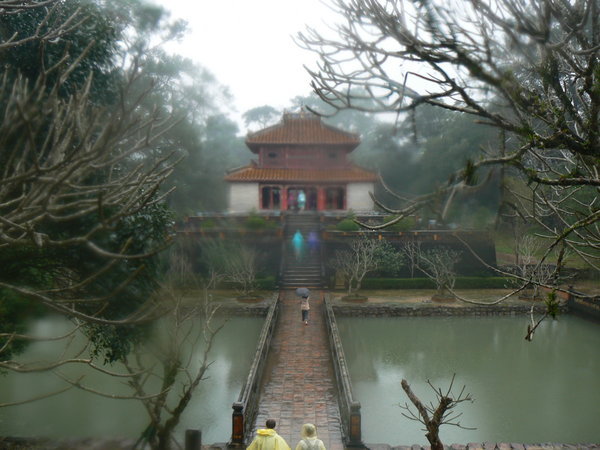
0,0,246,381
296,0,600,289
2,0,599,447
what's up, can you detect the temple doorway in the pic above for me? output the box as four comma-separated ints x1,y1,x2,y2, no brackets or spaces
325,186,345,210
287,187,318,211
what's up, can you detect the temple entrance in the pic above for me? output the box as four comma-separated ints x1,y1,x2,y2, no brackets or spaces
259,184,347,211
325,186,345,210
261,186,281,210
287,186,317,211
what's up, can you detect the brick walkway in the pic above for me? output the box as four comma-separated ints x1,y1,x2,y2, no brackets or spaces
252,289,344,450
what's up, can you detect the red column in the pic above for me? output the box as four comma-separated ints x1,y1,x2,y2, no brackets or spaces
317,186,326,211
282,186,288,211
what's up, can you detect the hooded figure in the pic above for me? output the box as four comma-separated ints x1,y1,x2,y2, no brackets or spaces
247,419,291,450
295,423,326,450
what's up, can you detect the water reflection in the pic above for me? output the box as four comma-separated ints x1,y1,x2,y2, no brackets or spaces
338,316,600,445
0,315,262,444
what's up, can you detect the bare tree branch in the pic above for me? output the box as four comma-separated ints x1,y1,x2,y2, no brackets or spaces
400,375,474,450
297,0,600,285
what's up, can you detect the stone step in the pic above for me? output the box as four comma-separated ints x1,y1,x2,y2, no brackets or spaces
282,272,321,278
282,278,322,285
279,282,323,288
283,266,321,275
284,271,321,277
282,271,321,277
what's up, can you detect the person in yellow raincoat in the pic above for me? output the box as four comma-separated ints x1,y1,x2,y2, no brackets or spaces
247,419,291,450
294,423,326,450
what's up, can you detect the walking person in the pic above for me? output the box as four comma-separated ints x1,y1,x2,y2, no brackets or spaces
247,419,291,450
295,423,325,450
292,229,304,261
300,294,310,325
297,190,306,211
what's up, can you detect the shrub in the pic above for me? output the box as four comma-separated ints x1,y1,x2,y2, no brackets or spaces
200,219,216,229
244,214,271,230
387,215,417,231
255,276,277,290
336,218,360,231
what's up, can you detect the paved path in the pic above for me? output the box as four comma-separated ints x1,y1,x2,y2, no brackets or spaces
251,290,344,450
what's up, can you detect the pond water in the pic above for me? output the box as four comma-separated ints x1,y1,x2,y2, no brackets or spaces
338,315,600,446
0,314,262,444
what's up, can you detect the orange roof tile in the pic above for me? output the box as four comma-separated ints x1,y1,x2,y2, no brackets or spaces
225,165,378,183
245,112,360,151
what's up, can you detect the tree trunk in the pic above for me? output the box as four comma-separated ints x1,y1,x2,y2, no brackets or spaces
425,428,444,450
156,429,171,450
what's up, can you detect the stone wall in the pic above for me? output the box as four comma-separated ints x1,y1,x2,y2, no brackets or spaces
568,295,600,321
332,303,569,317
347,182,376,211
228,182,259,213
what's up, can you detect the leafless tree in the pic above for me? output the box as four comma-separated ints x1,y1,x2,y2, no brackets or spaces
0,68,179,323
0,14,181,330
124,272,224,450
402,240,421,279
0,0,87,50
199,240,261,297
400,376,474,450
1,259,225,450
514,235,557,299
331,235,402,295
225,245,260,297
297,0,600,287
411,246,462,299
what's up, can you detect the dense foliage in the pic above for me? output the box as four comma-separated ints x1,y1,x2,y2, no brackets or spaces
0,0,241,364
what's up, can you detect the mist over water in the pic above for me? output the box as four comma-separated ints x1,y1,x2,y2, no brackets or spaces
0,316,262,444
338,316,600,446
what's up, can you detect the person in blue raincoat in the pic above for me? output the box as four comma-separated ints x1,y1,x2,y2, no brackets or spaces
307,231,319,255
292,230,304,260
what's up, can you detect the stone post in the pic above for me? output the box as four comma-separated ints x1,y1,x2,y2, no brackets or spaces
347,401,365,448
230,402,245,446
185,429,201,450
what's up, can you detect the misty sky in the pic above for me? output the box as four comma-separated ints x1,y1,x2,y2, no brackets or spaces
159,0,337,122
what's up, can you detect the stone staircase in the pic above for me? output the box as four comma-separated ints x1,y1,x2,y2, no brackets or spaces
280,213,323,289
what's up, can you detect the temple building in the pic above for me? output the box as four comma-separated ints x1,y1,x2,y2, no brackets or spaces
225,111,378,213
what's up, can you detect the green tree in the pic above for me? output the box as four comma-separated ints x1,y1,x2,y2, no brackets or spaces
0,0,189,363
242,105,281,130
0,0,121,101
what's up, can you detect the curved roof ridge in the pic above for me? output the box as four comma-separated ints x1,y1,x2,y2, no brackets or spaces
245,112,360,148
224,164,377,183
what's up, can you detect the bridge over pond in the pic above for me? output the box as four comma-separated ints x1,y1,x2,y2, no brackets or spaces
251,290,344,449
230,289,349,450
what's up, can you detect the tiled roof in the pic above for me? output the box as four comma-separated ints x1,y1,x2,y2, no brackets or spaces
245,112,360,150
225,165,378,183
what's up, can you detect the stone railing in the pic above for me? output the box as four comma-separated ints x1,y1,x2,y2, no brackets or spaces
331,302,569,317
323,295,365,448
567,289,600,321
229,295,280,447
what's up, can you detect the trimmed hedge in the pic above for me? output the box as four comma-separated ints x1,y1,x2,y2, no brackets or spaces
335,218,360,231
255,276,277,290
361,277,516,290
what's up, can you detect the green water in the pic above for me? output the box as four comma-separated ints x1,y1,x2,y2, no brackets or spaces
0,315,262,444
338,315,600,446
